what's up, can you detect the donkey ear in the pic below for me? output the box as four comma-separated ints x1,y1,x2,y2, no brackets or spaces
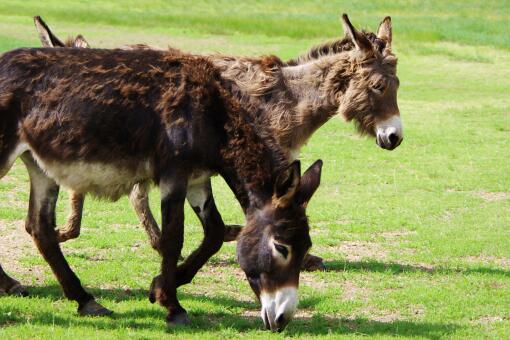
33,16,65,47
377,16,392,49
341,13,372,53
273,160,301,208
298,160,323,208
73,35,90,48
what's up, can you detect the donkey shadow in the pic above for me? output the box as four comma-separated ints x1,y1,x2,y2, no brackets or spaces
324,259,510,277
1,284,462,337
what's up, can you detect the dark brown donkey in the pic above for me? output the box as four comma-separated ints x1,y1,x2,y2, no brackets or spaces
0,46,323,330
28,14,403,271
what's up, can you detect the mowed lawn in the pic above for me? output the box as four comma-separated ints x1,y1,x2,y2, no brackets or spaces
0,0,509,338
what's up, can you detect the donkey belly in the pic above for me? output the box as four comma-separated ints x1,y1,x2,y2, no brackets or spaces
30,152,154,201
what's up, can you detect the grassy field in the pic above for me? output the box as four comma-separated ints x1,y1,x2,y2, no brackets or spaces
0,0,509,338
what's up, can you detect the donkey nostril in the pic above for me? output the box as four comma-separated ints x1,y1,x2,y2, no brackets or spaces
388,132,399,146
275,313,286,329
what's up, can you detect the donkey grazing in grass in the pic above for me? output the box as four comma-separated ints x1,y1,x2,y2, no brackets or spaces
27,14,403,271
0,46,323,330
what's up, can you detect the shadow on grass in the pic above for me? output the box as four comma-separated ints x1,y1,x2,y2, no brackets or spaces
1,285,461,337
325,260,510,277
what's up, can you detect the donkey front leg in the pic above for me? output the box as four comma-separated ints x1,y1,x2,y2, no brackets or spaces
0,264,28,296
175,179,225,287
150,173,189,326
21,153,111,316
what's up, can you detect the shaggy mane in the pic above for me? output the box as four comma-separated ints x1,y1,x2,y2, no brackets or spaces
286,31,387,66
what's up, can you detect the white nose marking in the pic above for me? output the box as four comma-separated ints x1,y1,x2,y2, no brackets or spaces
375,115,403,148
260,287,298,331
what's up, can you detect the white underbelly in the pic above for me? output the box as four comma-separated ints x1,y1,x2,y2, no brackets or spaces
31,153,154,201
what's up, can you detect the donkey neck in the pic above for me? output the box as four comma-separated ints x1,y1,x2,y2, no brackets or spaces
215,54,341,156
277,56,341,151
216,97,288,214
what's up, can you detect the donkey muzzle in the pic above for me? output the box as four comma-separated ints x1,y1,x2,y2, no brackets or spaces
375,115,403,150
260,286,298,332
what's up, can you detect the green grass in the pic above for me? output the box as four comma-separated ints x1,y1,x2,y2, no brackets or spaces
0,1,509,338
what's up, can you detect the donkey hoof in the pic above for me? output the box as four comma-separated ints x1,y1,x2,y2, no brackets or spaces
166,311,190,326
7,283,29,297
224,224,243,242
302,254,326,272
148,274,163,304
78,300,113,317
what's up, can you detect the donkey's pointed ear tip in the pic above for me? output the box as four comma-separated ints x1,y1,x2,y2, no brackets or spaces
314,159,323,169
341,13,349,22
383,16,392,23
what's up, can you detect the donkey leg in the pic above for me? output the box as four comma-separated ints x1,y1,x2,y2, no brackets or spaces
223,224,242,242
0,264,28,296
57,191,84,242
129,182,162,255
150,173,189,326
175,179,225,287
0,134,30,295
21,153,111,316
302,254,326,272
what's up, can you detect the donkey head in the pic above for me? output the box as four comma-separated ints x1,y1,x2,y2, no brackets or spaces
329,14,403,150
33,16,90,48
237,160,322,332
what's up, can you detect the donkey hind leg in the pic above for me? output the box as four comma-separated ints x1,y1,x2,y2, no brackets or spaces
129,182,162,254
20,153,112,316
0,264,28,296
149,173,189,326
57,191,84,242
176,179,225,287
0,140,31,296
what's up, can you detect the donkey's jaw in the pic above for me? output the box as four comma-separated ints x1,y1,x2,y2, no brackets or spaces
260,286,298,332
375,115,403,150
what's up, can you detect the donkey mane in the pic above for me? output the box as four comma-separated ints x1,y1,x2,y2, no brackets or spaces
285,31,387,66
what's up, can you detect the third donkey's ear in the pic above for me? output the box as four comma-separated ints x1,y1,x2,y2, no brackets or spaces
33,16,65,47
341,13,372,53
377,16,392,49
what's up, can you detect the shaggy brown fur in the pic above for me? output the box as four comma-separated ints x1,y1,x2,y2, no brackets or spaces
0,47,322,330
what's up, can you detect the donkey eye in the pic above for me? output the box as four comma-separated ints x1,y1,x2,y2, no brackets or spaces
372,81,386,94
274,243,289,259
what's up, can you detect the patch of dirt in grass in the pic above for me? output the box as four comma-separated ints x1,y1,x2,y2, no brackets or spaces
332,241,388,261
447,188,510,202
0,219,44,279
474,191,510,202
340,280,371,302
474,316,506,324
464,255,510,268
300,273,371,302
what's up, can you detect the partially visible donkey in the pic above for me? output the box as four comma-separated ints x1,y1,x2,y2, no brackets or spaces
28,14,403,272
